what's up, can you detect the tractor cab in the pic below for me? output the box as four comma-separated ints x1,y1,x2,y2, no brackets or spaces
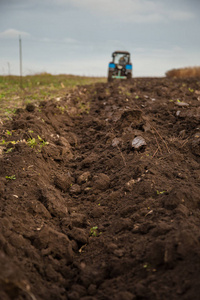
113,52,130,65
108,50,132,81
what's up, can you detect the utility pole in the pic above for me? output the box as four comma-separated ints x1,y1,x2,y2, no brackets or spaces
19,35,23,88
7,62,11,76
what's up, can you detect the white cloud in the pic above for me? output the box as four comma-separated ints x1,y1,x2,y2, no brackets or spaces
0,29,30,39
67,0,161,23
54,0,195,23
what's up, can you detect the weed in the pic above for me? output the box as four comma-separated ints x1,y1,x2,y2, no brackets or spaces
37,135,49,147
10,140,18,145
27,136,49,149
5,148,13,153
156,190,166,195
56,106,65,114
143,263,152,271
0,139,18,146
27,138,37,148
125,91,131,97
5,175,16,180
6,130,12,136
90,226,98,237
0,139,6,145
78,102,90,114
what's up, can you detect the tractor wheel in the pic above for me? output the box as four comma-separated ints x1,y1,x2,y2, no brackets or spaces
127,73,132,80
108,71,113,82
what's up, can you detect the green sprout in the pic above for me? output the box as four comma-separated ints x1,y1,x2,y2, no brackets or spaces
5,148,13,153
0,139,18,146
27,138,37,148
6,130,12,136
78,102,90,114
5,175,16,180
125,91,131,97
37,135,49,147
143,263,152,270
156,190,166,195
90,226,98,237
0,139,6,145
10,141,18,145
27,135,49,149
56,106,65,114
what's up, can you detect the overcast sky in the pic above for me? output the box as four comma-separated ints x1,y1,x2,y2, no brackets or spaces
0,0,199,77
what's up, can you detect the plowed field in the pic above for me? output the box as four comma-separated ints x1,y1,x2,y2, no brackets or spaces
0,77,200,300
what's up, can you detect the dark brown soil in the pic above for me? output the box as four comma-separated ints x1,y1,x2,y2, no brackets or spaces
0,77,200,300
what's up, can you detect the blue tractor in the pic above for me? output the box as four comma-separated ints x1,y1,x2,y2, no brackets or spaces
108,50,132,82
